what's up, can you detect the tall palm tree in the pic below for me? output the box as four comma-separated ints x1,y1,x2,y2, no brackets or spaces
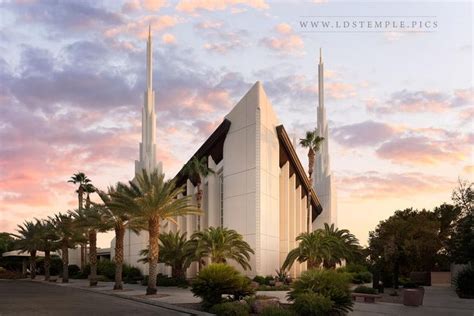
68,172,92,270
49,212,83,283
320,223,359,268
139,231,196,280
282,230,336,270
13,220,42,279
36,219,58,281
112,169,200,295
299,130,324,232
190,226,255,270
97,184,140,290
70,204,108,286
299,130,324,183
183,156,214,232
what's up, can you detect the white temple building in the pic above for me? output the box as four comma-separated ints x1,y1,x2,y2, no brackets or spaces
312,50,338,230
112,29,324,278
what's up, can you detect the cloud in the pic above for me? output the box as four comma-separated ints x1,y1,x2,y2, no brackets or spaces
336,171,455,200
260,23,304,55
194,20,249,54
122,0,167,12
162,33,176,44
325,82,356,99
375,135,467,165
332,121,397,147
104,15,180,39
369,88,473,114
176,0,268,13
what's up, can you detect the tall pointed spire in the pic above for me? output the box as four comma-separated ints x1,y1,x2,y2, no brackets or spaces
135,26,162,177
313,48,337,230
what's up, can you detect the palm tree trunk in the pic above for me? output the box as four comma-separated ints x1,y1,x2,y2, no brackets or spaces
89,230,98,286
61,243,69,283
78,186,84,211
44,249,51,281
147,218,160,295
30,250,37,279
307,148,315,181
114,226,125,290
80,244,85,271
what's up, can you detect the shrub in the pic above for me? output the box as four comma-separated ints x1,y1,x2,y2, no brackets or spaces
97,260,116,280
292,293,333,316
68,265,81,277
253,275,267,285
353,285,378,294
260,306,296,316
345,263,368,273
209,301,250,316
123,265,143,284
453,266,474,298
155,273,188,287
191,263,255,309
352,271,372,284
257,284,290,291
288,269,353,314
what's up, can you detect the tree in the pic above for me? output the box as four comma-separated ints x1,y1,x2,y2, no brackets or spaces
191,227,254,271
12,221,42,279
139,231,196,279
109,169,199,295
299,130,324,182
320,223,360,268
282,230,335,270
368,208,441,288
36,219,58,281
96,184,138,290
70,204,108,286
49,213,83,283
183,156,214,232
68,172,92,271
0,232,15,254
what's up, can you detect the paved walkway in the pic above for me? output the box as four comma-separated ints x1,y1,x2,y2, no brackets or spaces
5,278,474,316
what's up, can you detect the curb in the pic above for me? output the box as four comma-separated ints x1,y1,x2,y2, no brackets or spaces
22,279,213,316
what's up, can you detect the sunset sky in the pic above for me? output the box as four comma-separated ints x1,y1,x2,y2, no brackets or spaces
0,0,472,248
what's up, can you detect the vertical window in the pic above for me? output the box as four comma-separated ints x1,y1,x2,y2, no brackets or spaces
219,173,224,227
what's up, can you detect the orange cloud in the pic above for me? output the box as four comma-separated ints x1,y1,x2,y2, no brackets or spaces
260,23,304,54
162,33,176,44
122,0,167,12
176,0,268,13
105,15,179,39
325,82,356,99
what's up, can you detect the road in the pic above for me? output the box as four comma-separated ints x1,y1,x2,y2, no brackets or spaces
0,280,190,315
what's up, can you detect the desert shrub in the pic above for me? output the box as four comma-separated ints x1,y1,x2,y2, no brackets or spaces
453,266,474,298
353,285,378,294
292,293,333,316
288,269,353,314
123,265,143,284
209,301,250,316
68,265,80,277
260,306,296,316
257,284,290,291
253,275,266,285
97,260,116,280
155,273,188,287
352,271,372,284
191,263,255,309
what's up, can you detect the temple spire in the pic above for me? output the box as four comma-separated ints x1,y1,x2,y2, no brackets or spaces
146,24,152,91
319,47,322,64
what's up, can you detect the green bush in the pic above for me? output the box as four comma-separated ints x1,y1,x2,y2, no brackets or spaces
288,269,353,314
253,275,267,285
123,265,143,284
260,306,296,316
191,263,255,309
68,265,81,277
155,273,188,287
209,301,250,316
353,285,378,294
97,260,116,280
292,293,333,316
352,271,372,284
453,266,474,298
257,284,290,291
345,263,368,273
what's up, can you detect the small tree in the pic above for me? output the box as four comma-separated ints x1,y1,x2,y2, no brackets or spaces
12,221,42,279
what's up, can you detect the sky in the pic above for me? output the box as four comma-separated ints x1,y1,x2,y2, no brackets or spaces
0,0,472,248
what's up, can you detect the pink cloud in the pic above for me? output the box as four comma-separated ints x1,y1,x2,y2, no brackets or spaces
162,33,176,44
105,15,179,39
325,82,356,99
176,0,268,13
260,23,304,55
122,0,167,12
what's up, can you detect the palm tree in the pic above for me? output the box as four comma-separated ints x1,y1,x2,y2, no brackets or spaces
320,223,359,268
68,172,92,270
190,226,255,270
49,212,83,283
282,230,336,270
183,156,214,232
70,204,108,286
97,184,140,290
12,220,42,279
299,130,324,182
36,219,58,281
139,231,196,280
112,169,200,295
